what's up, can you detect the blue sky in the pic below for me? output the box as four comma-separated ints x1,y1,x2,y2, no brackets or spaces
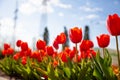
0,0,120,49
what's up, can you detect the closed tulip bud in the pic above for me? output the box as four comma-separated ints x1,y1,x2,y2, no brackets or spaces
46,46,54,56
16,40,22,47
36,39,46,50
69,27,82,43
4,43,10,50
107,13,120,36
21,42,28,51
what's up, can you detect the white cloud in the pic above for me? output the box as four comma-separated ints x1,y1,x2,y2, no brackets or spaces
29,0,43,6
37,5,54,14
58,12,64,17
0,18,25,36
58,3,72,9
48,0,60,5
0,18,14,27
79,6,102,12
80,14,99,21
0,18,14,35
15,23,24,34
47,0,72,9
19,0,72,15
86,14,99,19
19,3,37,15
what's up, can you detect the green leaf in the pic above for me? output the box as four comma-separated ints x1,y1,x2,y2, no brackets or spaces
47,63,56,79
93,67,103,80
63,67,71,78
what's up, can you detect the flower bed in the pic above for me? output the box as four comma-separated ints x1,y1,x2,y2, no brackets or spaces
0,13,120,80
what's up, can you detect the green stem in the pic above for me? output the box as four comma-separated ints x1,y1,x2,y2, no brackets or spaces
103,48,105,58
115,36,120,72
75,43,78,62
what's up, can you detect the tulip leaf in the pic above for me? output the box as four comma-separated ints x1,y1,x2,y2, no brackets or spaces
63,67,71,78
93,67,103,80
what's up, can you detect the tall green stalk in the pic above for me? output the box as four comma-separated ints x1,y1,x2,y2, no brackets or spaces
115,36,120,73
103,48,105,58
75,43,78,62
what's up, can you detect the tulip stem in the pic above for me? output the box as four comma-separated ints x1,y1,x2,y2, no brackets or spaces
75,43,78,62
102,48,105,58
115,36,120,73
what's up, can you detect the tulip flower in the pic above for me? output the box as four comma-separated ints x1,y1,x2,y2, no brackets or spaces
7,48,14,55
53,32,66,50
80,40,94,52
4,43,10,50
16,40,22,47
21,56,27,65
96,34,110,57
13,53,20,61
107,13,120,36
46,46,54,56
96,34,110,48
2,44,14,56
107,13,120,73
69,27,82,43
1,50,8,56
53,39,59,49
21,42,28,51
57,32,66,44
61,52,68,62
69,27,82,62
36,39,46,50
53,60,58,67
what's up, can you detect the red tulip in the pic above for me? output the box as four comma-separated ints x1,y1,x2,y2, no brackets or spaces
13,53,19,61
69,27,82,43
4,43,10,50
16,40,22,47
69,47,76,60
61,52,68,62
7,48,14,55
53,32,66,49
69,50,75,60
39,50,46,57
46,46,54,56
107,13,120,36
64,47,71,54
25,48,32,56
57,32,66,44
80,40,94,52
77,55,81,62
96,34,110,48
53,60,58,67
21,42,28,51
19,51,25,57
31,51,39,59
91,50,96,57
86,49,96,58
36,39,46,50
53,39,59,49
21,56,27,65
1,50,8,56
37,55,42,62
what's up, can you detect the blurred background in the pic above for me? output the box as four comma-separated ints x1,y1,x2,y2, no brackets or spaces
0,0,120,50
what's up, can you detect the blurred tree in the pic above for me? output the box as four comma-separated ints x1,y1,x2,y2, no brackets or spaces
43,27,49,45
63,26,69,49
83,25,90,40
